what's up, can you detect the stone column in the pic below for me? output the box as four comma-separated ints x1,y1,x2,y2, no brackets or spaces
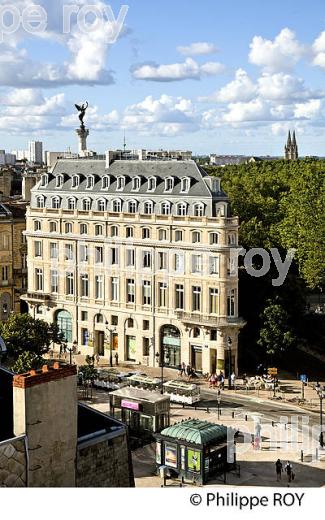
76,127,89,156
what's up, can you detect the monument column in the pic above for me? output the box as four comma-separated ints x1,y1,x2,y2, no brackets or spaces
76,126,89,156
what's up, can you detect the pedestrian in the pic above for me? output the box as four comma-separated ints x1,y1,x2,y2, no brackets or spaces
220,372,225,390
115,351,119,366
95,353,100,366
284,461,293,483
181,361,186,377
231,371,236,389
275,459,283,481
209,373,216,388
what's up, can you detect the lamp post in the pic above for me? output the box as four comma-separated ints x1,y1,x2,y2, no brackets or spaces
217,389,221,420
227,337,232,390
156,346,170,395
105,322,116,367
318,387,325,447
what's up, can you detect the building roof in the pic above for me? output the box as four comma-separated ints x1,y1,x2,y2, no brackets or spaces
110,386,170,403
46,159,216,198
160,419,228,445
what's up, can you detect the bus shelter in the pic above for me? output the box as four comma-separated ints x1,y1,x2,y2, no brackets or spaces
109,387,170,436
155,419,236,484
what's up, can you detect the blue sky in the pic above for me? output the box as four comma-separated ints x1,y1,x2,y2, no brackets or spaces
2,0,325,155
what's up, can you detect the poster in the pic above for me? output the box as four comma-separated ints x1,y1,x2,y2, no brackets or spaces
187,449,201,472
165,445,177,468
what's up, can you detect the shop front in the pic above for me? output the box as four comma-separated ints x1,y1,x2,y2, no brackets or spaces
160,325,181,368
191,345,202,372
109,387,170,437
155,419,236,484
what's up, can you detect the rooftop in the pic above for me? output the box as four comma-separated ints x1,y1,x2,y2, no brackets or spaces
160,419,228,445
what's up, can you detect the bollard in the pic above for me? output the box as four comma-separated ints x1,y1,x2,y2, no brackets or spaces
315,448,319,461
245,414,248,421
207,407,210,414
272,421,274,427
232,411,235,419
301,450,304,462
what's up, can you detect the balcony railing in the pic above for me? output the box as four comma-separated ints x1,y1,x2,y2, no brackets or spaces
23,292,52,302
175,311,245,327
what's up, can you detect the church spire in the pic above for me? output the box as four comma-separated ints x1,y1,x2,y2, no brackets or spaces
284,129,298,160
287,130,292,146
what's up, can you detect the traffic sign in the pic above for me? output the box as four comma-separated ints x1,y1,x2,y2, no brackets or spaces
268,367,278,376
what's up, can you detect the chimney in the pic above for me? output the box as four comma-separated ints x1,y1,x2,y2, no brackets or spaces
13,364,78,487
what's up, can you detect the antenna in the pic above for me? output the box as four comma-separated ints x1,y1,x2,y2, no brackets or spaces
123,131,126,153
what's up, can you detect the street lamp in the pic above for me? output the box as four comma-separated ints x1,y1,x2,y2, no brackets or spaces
155,346,170,395
105,322,116,368
227,337,232,390
217,389,221,420
317,387,325,447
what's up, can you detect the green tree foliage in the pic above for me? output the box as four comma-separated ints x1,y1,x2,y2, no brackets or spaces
257,300,297,362
12,351,44,374
0,313,64,361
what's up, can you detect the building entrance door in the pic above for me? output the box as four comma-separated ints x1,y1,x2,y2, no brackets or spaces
191,345,202,372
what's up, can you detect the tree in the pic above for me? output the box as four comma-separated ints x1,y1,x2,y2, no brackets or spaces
12,351,44,374
0,313,64,361
257,300,297,363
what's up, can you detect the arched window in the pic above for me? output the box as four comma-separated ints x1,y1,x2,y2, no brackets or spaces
192,327,201,338
194,203,204,217
80,223,88,235
95,224,103,236
49,221,57,233
176,202,187,216
192,231,201,243
216,203,226,217
128,200,137,214
116,176,125,191
159,229,167,241
65,222,72,234
36,196,45,209
51,197,61,209
112,199,122,213
180,177,190,193
34,220,41,232
82,198,91,211
144,200,154,214
97,199,106,212
101,176,110,190
142,228,151,239
56,310,72,343
86,175,95,189
161,201,171,215
132,177,141,191
67,198,76,210
55,174,64,188
72,175,79,188
126,226,134,238
147,177,156,192
164,177,174,192
111,226,118,237
210,232,219,245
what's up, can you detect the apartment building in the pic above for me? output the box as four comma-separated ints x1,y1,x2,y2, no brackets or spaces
0,202,27,321
23,158,244,374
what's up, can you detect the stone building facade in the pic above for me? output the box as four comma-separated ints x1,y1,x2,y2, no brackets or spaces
0,202,27,321
24,158,244,375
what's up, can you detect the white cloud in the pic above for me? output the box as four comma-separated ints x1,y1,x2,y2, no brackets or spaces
177,42,218,56
223,99,270,123
257,72,317,101
312,32,325,69
200,69,256,103
131,58,225,82
249,28,305,72
294,99,321,119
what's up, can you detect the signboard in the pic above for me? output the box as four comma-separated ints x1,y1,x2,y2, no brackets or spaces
121,400,140,411
267,367,278,376
165,445,177,468
300,374,308,383
187,449,201,472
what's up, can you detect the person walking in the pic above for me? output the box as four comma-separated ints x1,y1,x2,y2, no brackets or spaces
180,361,186,377
231,372,236,389
284,461,293,483
275,459,283,481
95,353,100,367
115,352,119,366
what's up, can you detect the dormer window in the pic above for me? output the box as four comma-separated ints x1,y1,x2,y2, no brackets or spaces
101,175,110,190
180,177,190,193
36,196,45,209
72,175,79,189
86,175,95,190
82,198,91,211
147,177,156,192
97,199,106,212
112,199,122,213
164,177,174,192
132,176,141,191
116,176,125,191
144,200,154,214
194,203,205,217
176,202,187,216
161,201,171,215
40,174,48,187
55,174,64,188
68,197,76,210
128,200,137,214
51,196,61,209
